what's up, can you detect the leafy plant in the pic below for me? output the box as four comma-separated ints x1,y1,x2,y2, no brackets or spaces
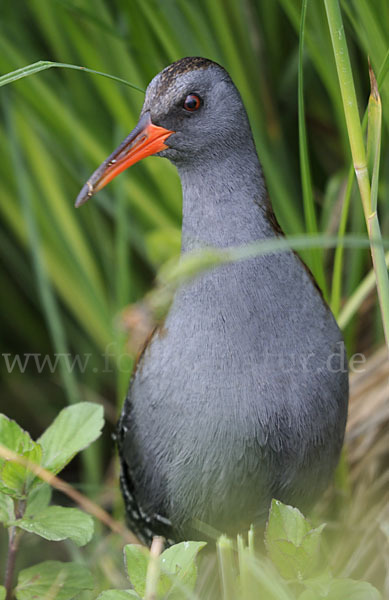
96,501,382,600
0,402,103,600
0,405,383,600
97,539,206,599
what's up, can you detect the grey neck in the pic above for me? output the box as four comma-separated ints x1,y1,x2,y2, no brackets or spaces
177,149,272,253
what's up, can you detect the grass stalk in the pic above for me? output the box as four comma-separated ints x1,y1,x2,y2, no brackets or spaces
144,537,163,600
217,536,237,600
323,1,370,212
331,46,389,320
324,0,389,354
367,216,389,345
0,60,144,92
4,97,101,484
367,64,382,214
330,165,354,316
238,535,256,600
5,100,81,407
298,0,327,297
338,250,389,329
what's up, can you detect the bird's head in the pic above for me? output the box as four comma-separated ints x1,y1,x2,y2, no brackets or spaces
75,57,249,207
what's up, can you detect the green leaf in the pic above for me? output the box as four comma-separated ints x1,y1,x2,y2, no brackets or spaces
13,506,94,546
0,491,15,523
124,544,150,598
97,591,141,600
38,402,104,474
0,443,42,498
0,585,6,600
0,60,144,92
266,500,312,545
300,569,333,596
160,540,207,597
25,484,51,517
0,416,42,498
15,561,94,600
124,541,207,599
299,578,382,599
265,500,325,580
0,414,34,457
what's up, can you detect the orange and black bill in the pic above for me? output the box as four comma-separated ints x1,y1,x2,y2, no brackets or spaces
75,111,174,207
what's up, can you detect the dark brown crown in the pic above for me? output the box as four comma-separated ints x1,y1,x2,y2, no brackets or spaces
157,57,224,93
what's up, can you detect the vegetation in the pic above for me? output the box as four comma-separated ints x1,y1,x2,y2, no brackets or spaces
0,406,383,599
0,0,388,598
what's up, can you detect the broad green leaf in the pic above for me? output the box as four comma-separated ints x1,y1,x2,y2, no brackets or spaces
15,560,93,600
298,577,382,599
0,585,5,600
266,500,312,546
265,500,325,579
38,402,104,474
0,442,42,499
266,534,323,580
160,540,207,574
0,414,43,497
160,540,207,596
0,414,34,457
13,506,94,546
124,544,149,598
328,579,381,599
25,484,51,517
97,591,141,600
0,491,14,523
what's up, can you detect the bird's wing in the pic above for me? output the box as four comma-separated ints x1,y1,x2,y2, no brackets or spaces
117,433,176,545
116,326,177,547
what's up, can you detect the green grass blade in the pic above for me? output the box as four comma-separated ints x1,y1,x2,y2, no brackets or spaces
217,536,237,600
338,251,389,329
330,166,355,317
367,216,389,353
5,100,80,405
324,0,389,353
367,65,382,214
0,60,144,92
298,0,327,296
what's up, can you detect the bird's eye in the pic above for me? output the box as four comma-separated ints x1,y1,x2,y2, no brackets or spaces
183,94,201,111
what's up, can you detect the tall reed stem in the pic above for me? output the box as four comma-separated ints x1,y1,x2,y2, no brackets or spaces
324,0,389,354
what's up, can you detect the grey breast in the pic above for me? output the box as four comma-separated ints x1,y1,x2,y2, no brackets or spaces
122,246,348,534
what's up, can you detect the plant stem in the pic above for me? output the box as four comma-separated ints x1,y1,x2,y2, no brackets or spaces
323,0,369,212
368,215,389,345
330,165,354,317
145,536,163,600
338,250,389,329
217,536,237,600
324,0,389,355
5,526,18,600
4,501,25,600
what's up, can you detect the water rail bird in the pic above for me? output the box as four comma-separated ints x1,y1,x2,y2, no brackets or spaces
76,57,348,545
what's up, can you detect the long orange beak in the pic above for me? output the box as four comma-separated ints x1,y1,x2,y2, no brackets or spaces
75,111,174,207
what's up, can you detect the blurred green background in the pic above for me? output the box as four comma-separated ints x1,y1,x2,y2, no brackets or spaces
0,0,388,592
